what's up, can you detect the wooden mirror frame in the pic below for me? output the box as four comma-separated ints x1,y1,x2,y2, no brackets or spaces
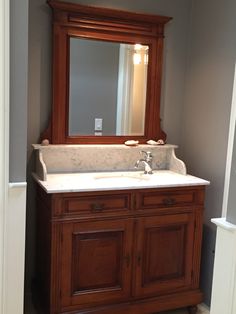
44,0,172,144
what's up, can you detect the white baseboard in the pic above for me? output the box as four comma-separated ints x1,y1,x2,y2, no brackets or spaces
210,218,236,314
198,303,210,314
2,183,27,314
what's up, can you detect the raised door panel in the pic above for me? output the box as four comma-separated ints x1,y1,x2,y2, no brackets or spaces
60,219,133,311
134,213,195,297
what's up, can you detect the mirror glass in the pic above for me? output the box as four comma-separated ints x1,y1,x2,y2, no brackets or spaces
69,37,149,136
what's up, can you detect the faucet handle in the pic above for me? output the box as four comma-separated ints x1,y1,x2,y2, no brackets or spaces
140,150,153,160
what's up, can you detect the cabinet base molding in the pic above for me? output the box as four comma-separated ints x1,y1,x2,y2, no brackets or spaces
57,290,202,314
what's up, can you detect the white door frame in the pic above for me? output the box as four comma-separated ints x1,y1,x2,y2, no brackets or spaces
0,1,27,314
221,64,236,217
210,65,236,314
0,0,10,312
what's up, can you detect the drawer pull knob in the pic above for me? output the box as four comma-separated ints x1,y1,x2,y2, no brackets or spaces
137,253,142,266
162,198,176,205
124,254,130,267
91,203,105,212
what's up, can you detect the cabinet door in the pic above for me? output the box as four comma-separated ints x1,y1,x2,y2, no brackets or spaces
60,219,133,309
134,213,195,297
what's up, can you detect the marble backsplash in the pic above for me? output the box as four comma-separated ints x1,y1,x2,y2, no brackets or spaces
32,144,186,180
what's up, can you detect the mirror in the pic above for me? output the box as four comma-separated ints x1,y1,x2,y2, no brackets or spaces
45,0,171,144
69,38,148,136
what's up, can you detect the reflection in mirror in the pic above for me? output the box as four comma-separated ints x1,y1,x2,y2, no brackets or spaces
69,38,149,136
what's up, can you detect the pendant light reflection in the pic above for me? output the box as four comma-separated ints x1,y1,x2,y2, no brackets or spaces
133,52,142,65
133,44,149,65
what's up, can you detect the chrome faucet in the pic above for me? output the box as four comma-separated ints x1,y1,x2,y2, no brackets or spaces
134,151,153,174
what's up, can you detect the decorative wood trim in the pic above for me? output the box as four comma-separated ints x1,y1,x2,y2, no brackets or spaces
48,0,172,26
56,290,203,314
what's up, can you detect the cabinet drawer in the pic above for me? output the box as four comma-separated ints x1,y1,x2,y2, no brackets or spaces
136,189,197,210
61,193,131,216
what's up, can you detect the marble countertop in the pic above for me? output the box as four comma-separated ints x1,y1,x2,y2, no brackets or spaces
32,170,210,194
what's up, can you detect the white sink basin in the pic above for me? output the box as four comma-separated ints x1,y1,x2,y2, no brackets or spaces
93,172,152,182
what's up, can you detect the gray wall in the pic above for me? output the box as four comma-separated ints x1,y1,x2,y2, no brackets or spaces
180,0,236,305
27,1,52,149
10,0,28,182
69,39,119,135
25,0,52,299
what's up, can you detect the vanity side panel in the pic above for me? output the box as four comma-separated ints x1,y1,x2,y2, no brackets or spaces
35,186,53,312
35,187,66,314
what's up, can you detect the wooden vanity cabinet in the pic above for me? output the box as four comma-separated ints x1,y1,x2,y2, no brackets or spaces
35,185,205,314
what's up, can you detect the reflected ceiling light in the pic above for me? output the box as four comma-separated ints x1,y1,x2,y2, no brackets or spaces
133,44,149,65
133,44,142,65
133,52,141,65
134,44,142,50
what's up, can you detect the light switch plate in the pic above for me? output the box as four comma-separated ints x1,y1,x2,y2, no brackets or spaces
95,118,103,131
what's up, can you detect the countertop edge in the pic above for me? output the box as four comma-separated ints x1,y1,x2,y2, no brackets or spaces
32,171,210,194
